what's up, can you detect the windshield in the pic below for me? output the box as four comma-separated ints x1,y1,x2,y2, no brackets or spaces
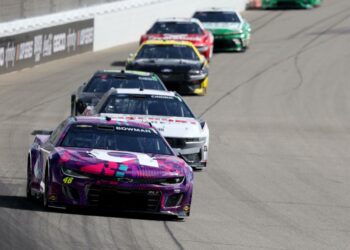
148,21,203,34
136,44,199,60
193,11,240,23
84,74,166,93
61,124,173,155
100,94,194,118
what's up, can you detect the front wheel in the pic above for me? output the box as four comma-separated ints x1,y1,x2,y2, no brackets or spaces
42,169,49,208
26,160,34,201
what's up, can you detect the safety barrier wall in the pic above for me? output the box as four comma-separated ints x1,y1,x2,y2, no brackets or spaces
0,0,123,22
0,19,94,74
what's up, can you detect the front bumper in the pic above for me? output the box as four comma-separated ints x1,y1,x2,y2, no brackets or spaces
47,175,193,217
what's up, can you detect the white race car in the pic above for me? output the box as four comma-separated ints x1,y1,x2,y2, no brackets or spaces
83,88,209,169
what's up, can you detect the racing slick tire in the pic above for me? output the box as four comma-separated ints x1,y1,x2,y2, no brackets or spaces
42,166,49,209
26,157,34,201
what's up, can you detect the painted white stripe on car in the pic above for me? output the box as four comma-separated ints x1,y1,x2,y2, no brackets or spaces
89,149,159,168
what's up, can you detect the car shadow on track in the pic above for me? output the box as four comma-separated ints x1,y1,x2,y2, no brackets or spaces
0,195,183,221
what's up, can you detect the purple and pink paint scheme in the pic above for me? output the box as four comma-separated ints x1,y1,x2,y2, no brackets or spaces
27,116,193,218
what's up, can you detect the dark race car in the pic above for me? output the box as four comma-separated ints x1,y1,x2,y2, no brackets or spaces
27,116,193,218
139,18,214,61
126,40,209,95
71,70,167,115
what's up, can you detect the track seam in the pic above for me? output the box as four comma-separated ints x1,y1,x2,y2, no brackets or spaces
290,12,350,92
199,5,350,118
163,221,185,250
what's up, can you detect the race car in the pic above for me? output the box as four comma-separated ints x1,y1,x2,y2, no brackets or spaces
193,9,251,52
139,18,214,60
126,40,209,95
71,70,167,115
261,0,322,8
83,88,210,169
27,116,193,218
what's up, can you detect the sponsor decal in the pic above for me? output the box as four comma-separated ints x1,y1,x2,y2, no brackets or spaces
43,34,53,57
139,76,157,81
0,47,4,67
115,171,125,177
5,42,16,68
110,115,197,125
115,126,153,134
67,29,77,52
53,33,66,53
34,35,43,62
63,176,74,184
78,27,94,45
115,164,128,177
150,95,174,99
119,164,128,171
161,68,173,73
0,19,93,74
49,195,57,201
17,40,33,60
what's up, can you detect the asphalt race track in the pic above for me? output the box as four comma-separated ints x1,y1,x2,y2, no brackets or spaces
1,0,350,249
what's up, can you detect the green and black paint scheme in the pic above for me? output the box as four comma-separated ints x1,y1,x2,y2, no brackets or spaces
261,0,322,9
193,9,251,52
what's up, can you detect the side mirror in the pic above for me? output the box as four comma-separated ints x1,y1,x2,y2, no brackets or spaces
76,100,87,115
71,95,76,116
31,130,53,136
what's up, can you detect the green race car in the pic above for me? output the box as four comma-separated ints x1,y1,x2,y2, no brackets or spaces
261,0,322,9
193,9,251,52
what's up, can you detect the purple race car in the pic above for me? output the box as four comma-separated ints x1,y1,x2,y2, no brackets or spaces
27,116,193,218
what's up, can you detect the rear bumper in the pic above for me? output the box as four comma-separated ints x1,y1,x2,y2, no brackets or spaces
160,75,208,95
213,34,248,51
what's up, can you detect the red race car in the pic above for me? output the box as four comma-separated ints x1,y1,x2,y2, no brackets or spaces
140,18,214,61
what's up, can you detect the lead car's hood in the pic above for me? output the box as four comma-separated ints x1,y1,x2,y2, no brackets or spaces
99,114,207,138
56,148,189,179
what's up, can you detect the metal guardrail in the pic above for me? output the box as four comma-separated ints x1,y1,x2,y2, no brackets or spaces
0,0,122,22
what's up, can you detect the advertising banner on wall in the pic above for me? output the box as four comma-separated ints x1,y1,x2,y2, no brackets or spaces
0,19,94,74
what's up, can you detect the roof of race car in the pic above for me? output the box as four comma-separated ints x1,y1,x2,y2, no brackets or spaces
194,8,239,13
107,88,176,97
141,39,196,47
71,116,153,129
94,69,154,77
156,17,201,24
